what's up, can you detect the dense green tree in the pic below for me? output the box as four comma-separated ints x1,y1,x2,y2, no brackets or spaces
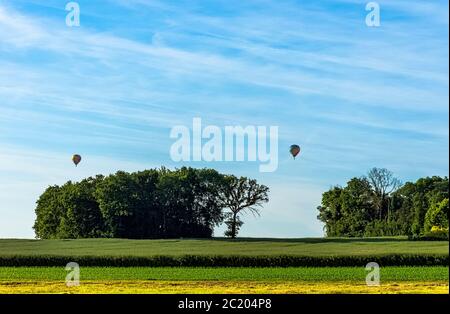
317,186,343,237
395,176,448,235
33,176,106,239
61,176,105,238
317,170,449,238
157,167,225,238
94,170,159,238
34,185,64,239
424,198,449,232
317,178,372,237
34,167,268,239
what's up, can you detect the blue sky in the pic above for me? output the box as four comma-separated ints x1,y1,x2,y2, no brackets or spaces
0,0,448,238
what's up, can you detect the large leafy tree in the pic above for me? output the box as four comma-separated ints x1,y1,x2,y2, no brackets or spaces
58,176,105,238
34,176,106,239
317,186,343,237
317,177,372,237
157,167,225,238
219,176,269,238
34,185,64,239
94,170,160,238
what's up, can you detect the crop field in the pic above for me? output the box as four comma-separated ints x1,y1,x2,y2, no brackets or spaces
0,266,448,294
0,238,448,294
1,237,447,257
0,266,448,281
1,280,448,294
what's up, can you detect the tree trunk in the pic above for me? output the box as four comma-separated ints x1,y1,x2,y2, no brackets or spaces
231,212,237,239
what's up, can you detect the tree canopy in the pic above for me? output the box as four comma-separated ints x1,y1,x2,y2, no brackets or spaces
317,168,449,238
219,176,269,238
33,167,269,239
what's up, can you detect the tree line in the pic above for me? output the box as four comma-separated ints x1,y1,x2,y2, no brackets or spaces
34,167,269,239
317,168,449,238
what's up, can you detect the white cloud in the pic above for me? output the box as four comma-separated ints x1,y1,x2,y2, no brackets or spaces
0,1,447,238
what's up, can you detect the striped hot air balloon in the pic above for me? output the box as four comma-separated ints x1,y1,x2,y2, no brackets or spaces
72,154,82,167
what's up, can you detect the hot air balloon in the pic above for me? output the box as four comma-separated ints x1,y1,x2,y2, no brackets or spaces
72,154,82,167
289,145,301,159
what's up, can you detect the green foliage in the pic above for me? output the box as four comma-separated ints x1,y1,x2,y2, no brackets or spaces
34,185,64,239
396,176,448,236
219,176,269,238
424,199,449,232
33,176,105,239
317,177,373,237
34,167,268,239
224,215,243,238
94,170,160,238
157,167,226,238
417,226,449,241
0,254,447,267
317,170,449,238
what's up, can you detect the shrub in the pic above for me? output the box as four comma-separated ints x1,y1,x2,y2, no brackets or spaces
418,226,449,241
0,254,447,267
424,199,449,232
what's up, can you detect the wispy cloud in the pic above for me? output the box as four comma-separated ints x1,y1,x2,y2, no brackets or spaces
0,0,448,237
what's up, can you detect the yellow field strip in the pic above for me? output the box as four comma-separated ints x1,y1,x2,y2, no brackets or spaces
0,281,448,294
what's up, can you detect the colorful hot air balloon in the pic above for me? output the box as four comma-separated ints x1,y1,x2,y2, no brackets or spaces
72,154,82,167
289,145,301,159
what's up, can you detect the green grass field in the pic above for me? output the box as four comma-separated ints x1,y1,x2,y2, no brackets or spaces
0,237,448,293
0,266,447,281
0,266,448,294
1,237,447,256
